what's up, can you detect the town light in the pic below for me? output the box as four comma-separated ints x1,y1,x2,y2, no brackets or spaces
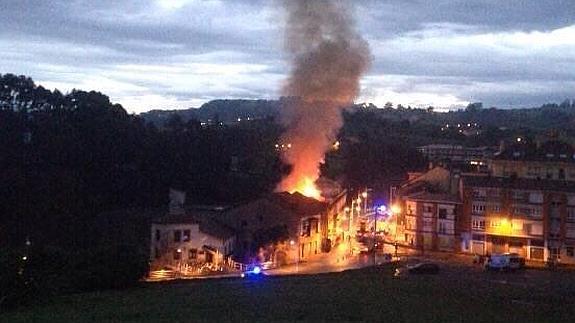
290,240,295,246
344,207,350,213
361,191,368,199
390,204,401,215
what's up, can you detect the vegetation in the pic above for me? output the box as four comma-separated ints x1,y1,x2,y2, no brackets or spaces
2,264,575,322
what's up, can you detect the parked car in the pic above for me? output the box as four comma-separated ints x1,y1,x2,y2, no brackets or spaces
485,253,525,271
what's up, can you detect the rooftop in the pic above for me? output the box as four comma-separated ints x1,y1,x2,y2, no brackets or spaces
463,175,575,193
494,140,575,163
404,191,461,204
153,210,235,239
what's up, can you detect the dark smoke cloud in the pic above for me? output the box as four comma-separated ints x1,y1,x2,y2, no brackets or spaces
277,0,371,194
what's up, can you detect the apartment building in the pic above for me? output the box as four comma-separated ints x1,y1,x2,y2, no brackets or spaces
460,175,575,263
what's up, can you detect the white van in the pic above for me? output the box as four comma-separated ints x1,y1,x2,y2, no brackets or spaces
485,253,525,271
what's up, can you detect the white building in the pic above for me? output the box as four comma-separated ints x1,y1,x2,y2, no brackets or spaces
150,213,235,272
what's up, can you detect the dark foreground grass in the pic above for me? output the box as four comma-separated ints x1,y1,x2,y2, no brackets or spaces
2,265,575,322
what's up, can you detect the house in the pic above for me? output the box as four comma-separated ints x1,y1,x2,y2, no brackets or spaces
149,212,236,272
219,191,345,265
149,190,236,272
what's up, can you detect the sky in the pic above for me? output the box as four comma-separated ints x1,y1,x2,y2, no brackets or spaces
1,0,574,114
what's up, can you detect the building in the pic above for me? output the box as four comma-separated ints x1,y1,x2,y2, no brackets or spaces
460,139,575,264
395,166,463,252
403,192,461,251
396,139,575,264
490,140,575,180
149,211,236,272
460,175,575,263
417,144,494,167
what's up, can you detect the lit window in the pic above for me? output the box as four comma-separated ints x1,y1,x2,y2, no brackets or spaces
173,249,181,260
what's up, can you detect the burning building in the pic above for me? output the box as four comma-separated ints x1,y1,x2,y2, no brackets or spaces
276,0,371,199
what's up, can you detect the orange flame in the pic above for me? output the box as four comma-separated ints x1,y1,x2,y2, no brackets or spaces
290,177,322,200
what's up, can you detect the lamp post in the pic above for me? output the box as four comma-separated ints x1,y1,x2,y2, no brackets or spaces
290,240,299,273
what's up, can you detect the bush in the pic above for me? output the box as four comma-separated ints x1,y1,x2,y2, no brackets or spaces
71,244,149,291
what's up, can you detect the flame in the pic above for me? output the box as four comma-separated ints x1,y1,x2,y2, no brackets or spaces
290,177,322,200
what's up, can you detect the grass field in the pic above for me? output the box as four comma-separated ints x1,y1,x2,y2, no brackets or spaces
2,263,575,322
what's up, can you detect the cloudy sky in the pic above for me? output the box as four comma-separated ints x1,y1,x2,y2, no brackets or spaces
2,0,574,113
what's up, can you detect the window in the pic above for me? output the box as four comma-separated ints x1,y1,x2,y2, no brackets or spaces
567,208,575,222
438,209,447,219
173,249,181,260
183,229,191,242
188,248,197,260
472,234,484,241
472,189,486,199
438,222,448,234
528,192,543,204
566,247,574,257
472,220,485,230
472,204,486,214
174,230,181,242
491,204,501,213
155,229,160,241
154,247,160,259
424,205,433,213
512,191,525,201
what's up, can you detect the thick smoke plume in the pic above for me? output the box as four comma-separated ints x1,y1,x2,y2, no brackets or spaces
277,0,371,197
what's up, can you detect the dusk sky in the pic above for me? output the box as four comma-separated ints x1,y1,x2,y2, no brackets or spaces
2,0,575,113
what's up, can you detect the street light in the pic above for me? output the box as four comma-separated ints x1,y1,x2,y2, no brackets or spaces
290,239,299,273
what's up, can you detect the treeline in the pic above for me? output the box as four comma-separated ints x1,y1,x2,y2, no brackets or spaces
0,74,285,308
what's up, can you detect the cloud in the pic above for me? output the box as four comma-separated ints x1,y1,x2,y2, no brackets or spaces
0,0,574,112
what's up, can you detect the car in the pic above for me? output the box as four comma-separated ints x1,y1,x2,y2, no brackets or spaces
240,265,265,279
485,253,525,271
406,262,440,274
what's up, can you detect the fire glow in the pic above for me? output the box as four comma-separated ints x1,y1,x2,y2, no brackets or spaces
290,177,322,200
275,0,371,200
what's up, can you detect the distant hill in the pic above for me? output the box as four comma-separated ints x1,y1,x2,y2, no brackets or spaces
2,73,573,135
140,99,283,127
